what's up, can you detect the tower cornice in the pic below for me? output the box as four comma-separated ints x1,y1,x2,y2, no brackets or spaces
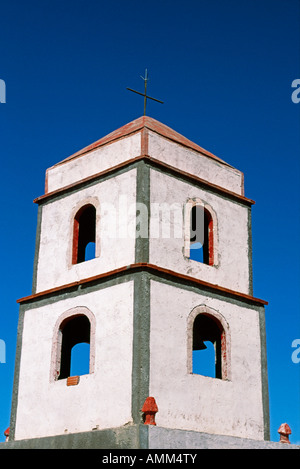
17,263,268,307
34,155,255,206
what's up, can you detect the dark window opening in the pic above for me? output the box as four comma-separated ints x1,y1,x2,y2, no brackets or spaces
192,314,222,379
58,315,90,380
190,205,213,265
72,204,96,264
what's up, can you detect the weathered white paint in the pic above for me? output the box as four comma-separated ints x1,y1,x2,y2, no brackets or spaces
147,130,244,195
45,126,244,197
46,133,141,193
38,164,250,295
149,169,251,294
36,170,137,293
14,281,134,441
149,280,265,440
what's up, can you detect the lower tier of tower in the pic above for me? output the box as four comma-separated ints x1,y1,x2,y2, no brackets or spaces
10,267,269,442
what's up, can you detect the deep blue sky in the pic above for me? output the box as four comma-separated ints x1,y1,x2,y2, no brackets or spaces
0,0,299,444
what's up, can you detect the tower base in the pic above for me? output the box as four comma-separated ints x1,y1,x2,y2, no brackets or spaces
1,425,299,449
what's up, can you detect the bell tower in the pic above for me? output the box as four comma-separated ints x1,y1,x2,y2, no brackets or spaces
9,116,269,446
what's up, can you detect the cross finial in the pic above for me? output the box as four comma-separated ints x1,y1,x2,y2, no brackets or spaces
127,69,163,116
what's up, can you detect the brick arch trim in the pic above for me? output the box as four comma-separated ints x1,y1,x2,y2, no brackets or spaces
187,304,231,380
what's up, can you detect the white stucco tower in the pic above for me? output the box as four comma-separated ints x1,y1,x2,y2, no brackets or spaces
9,116,269,447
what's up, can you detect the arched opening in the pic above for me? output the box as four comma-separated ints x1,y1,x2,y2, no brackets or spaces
192,313,223,379
189,205,213,265
72,204,96,264
58,314,91,380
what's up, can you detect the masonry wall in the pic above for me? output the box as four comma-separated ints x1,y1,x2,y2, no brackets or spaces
13,281,134,441
35,170,137,293
148,280,266,440
147,130,244,195
46,132,142,193
149,169,251,295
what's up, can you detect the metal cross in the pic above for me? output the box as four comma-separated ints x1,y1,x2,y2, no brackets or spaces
127,69,164,115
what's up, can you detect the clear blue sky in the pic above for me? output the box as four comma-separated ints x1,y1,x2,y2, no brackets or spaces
0,0,299,444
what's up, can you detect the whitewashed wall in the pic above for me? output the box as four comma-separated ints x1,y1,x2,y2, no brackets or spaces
36,170,137,293
149,280,264,440
148,131,243,195
149,169,251,295
14,281,134,440
46,133,142,193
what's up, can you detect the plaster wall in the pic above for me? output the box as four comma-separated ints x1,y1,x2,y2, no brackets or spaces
147,426,299,449
149,170,251,294
148,131,243,195
35,170,137,293
14,281,134,441
149,280,265,440
46,133,141,193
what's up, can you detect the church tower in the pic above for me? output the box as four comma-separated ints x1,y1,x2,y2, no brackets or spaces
9,116,269,447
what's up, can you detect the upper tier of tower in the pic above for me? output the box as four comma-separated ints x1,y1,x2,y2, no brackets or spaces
44,116,245,197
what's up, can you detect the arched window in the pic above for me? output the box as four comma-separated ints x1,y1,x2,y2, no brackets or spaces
192,314,222,378
190,205,214,265
72,204,96,264
58,314,91,380
50,307,95,382
187,306,230,380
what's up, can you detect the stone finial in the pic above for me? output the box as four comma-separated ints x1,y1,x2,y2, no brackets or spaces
278,423,292,444
141,396,158,425
4,427,9,442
